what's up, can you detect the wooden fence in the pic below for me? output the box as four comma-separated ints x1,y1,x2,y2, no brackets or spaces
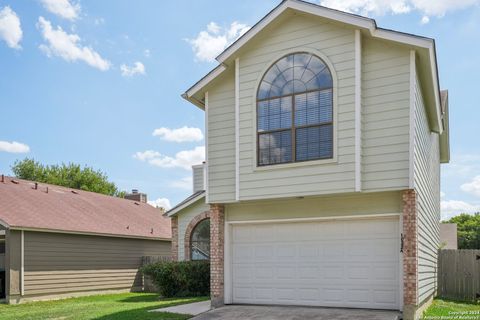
141,255,171,293
438,249,480,301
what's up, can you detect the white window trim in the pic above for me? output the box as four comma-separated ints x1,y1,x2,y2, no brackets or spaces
250,47,339,172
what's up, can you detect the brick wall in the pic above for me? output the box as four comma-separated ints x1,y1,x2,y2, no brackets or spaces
403,189,418,306
210,203,225,308
171,216,178,261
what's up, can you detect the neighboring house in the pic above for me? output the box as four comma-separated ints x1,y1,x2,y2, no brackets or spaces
440,223,458,249
168,1,450,319
0,177,171,304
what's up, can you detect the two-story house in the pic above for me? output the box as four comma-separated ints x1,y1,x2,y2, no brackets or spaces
166,1,450,319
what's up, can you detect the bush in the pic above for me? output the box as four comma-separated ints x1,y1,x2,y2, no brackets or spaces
141,260,210,297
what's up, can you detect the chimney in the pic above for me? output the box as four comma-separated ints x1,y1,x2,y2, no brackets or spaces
192,162,206,193
124,189,147,203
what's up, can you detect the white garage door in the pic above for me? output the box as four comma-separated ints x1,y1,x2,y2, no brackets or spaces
231,217,400,309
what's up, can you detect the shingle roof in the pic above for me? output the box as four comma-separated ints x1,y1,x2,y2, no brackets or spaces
0,177,171,240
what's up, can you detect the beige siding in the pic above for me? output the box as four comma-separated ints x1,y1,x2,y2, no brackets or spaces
207,68,236,202
193,165,205,193
226,191,402,221
361,38,410,191
23,231,170,297
5,230,21,298
236,12,356,200
413,73,441,303
177,198,210,260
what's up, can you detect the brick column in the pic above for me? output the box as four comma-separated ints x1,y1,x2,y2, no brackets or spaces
171,216,178,261
210,204,225,308
403,189,418,307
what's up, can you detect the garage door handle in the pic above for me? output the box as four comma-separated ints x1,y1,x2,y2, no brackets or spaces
400,233,405,253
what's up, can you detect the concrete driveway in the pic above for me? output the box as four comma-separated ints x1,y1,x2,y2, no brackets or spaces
192,305,401,320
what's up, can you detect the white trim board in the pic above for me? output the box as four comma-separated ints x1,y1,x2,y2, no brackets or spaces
354,29,362,192
9,227,171,242
235,57,240,201
205,91,210,204
227,212,400,225
409,50,416,189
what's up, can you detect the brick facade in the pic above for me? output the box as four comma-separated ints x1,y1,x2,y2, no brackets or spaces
210,203,225,308
171,216,178,261
183,211,210,261
402,189,418,307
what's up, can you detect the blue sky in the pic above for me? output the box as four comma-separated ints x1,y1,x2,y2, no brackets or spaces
0,0,479,219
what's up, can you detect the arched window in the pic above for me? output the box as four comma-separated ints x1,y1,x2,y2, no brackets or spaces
190,219,210,260
257,52,333,166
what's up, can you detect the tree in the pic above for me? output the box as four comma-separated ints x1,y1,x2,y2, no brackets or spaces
11,158,124,197
443,213,480,249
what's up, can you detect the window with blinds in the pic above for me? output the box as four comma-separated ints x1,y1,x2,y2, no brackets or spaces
257,53,333,166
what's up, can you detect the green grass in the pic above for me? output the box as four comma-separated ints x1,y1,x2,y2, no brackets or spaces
422,299,480,319
0,293,208,320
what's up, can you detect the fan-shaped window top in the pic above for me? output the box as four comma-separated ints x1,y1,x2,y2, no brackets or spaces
257,53,334,166
257,53,332,100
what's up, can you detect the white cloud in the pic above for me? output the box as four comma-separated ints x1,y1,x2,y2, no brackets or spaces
41,0,80,21
144,49,150,58
133,146,205,170
461,176,480,197
120,61,146,77
148,197,171,210
443,154,480,178
319,0,480,22
37,17,111,71
0,6,22,49
186,21,250,62
441,199,480,220
170,176,193,191
0,140,30,153
152,127,203,143
420,15,430,24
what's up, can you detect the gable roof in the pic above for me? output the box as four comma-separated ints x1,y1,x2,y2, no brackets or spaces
0,177,171,240
165,190,205,217
183,0,444,134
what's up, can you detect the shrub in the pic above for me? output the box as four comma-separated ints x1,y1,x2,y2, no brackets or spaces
141,260,210,297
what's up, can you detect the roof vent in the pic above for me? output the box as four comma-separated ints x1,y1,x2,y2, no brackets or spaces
11,179,19,184
71,190,79,194
134,202,140,206
1,174,4,183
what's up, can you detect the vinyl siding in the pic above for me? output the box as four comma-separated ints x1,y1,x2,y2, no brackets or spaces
23,231,170,296
192,165,205,193
361,38,410,191
177,198,210,260
207,68,236,202
226,191,402,221
5,230,21,297
236,12,356,200
413,73,440,303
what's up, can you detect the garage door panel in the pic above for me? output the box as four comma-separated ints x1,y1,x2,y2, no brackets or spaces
231,217,400,309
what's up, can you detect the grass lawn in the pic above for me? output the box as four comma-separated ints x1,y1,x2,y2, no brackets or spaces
422,299,480,319
0,293,208,320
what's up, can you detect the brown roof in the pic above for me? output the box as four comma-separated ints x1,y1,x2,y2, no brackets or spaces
0,177,171,240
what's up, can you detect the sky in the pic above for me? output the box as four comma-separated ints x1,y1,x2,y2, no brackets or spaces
0,0,479,219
